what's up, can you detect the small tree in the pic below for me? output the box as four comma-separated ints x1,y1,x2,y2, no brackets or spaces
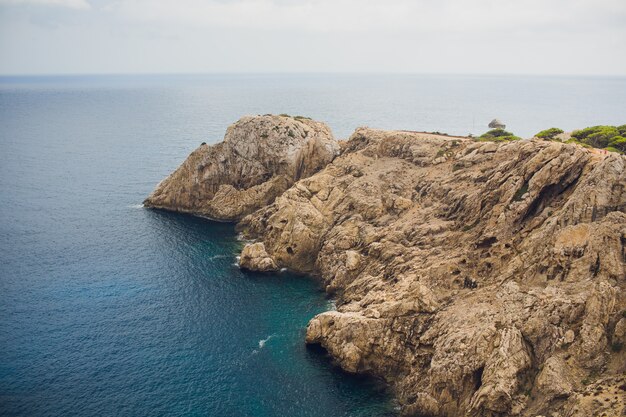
535,127,564,140
571,125,620,148
608,136,626,153
478,129,521,142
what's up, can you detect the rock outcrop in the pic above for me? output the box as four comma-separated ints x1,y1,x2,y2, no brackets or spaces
239,242,278,272
237,128,626,416
489,119,506,129
148,120,626,416
144,114,339,220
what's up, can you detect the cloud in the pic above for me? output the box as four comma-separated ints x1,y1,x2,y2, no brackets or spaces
0,0,90,9
1,0,624,75
106,0,626,34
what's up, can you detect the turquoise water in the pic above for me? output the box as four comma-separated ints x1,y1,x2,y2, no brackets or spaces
1,74,625,417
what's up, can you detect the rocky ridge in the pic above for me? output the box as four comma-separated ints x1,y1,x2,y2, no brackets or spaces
147,116,626,416
144,114,339,220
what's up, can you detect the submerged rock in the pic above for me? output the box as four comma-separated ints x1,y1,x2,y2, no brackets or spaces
144,114,339,221
148,120,626,417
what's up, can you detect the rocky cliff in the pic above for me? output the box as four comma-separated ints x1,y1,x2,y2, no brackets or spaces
147,117,626,417
144,115,339,221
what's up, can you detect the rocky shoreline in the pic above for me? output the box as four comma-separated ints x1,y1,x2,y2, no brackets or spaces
145,115,625,417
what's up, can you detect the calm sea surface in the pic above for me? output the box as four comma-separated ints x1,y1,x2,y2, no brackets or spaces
1,74,625,417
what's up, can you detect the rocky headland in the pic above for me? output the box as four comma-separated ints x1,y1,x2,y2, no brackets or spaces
145,115,626,417
144,115,339,221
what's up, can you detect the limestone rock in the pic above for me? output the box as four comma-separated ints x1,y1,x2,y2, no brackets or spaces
535,356,575,399
144,114,339,221
149,121,626,417
345,250,361,271
238,128,626,417
239,242,278,272
562,329,575,345
488,118,506,129
615,318,626,343
562,376,626,417
469,327,533,414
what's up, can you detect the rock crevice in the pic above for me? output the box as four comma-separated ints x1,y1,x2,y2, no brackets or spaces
147,118,626,417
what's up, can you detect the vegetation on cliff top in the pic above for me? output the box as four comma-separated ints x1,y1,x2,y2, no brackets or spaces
569,125,626,154
535,125,626,154
274,113,312,121
535,127,564,140
477,129,521,142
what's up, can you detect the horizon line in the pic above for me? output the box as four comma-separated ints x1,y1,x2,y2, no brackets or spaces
1,71,626,79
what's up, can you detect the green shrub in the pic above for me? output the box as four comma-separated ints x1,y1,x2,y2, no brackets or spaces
478,129,521,142
571,125,606,140
535,127,564,140
478,135,521,142
483,129,515,137
563,125,626,154
607,136,626,153
605,146,621,153
566,138,589,147
571,125,620,148
483,136,520,142
587,130,618,148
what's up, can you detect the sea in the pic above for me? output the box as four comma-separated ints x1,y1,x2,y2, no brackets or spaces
1,74,625,417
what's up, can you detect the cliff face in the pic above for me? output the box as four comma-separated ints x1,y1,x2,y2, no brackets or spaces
238,128,626,416
147,119,626,417
144,115,339,221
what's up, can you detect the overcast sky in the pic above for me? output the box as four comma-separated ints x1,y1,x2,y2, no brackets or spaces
1,0,625,76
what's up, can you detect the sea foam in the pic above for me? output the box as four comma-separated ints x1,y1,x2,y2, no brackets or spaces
258,334,275,348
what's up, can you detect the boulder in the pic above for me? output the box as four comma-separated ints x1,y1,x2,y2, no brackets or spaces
488,118,506,129
239,242,278,272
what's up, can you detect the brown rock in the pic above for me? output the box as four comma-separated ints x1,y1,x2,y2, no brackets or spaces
149,122,626,417
144,114,339,221
615,318,626,342
239,242,278,272
535,356,575,399
238,129,626,416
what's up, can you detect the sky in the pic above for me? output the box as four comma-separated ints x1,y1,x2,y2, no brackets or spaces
0,0,625,76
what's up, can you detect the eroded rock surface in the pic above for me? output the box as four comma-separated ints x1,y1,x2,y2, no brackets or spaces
239,242,278,272
237,128,626,416
144,115,339,220
148,121,626,416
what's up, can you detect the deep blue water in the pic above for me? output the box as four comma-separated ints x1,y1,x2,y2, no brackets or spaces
0,74,625,417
